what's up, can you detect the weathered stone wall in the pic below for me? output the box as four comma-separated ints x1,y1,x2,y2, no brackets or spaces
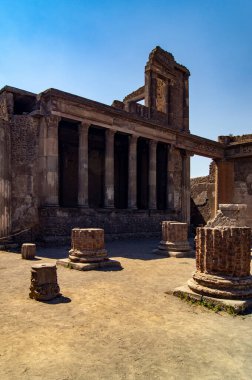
233,158,252,227
0,118,11,238
190,163,216,228
39,207,178,244
10,115,40,234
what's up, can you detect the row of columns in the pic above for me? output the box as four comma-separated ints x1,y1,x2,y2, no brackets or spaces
74,123,159,210
41,117,190,221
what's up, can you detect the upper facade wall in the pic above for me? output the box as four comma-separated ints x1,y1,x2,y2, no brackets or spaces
122,46,190,132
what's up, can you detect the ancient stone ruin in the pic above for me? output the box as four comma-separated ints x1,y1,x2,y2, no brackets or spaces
154,221,192,257
206,204,247,227
29,263,61,301
57,228,121,270
174,226,252,312
0,47,252,244
191,134,252,229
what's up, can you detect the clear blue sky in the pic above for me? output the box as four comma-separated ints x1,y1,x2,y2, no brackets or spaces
1,0,251,177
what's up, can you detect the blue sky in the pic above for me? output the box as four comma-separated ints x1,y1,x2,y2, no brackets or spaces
1,0,251,177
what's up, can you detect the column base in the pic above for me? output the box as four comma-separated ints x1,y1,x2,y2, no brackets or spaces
153,248,194,258
173,285,252,314
153,240,194,257
57,258,122,271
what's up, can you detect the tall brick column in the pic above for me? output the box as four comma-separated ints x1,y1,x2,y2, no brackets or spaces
167,147,183,213
167,145,174,210
181,152,190,224
104,129,115,208
78,123,89,207
188,227,252,299
128,135,138,209
149,140,157,210
40,115,60,206
0,119,11,238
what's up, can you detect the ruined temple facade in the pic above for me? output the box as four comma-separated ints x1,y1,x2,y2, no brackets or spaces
1,46,247,243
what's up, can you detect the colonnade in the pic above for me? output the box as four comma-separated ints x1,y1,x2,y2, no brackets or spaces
40,116,191,222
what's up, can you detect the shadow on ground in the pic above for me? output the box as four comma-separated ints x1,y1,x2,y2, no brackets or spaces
36,239,195,261
36,239,164,261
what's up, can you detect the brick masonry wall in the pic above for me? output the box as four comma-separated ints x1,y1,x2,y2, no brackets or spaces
190,162,216,228
233,158,252,227
38,207,179,244
11,115,40,234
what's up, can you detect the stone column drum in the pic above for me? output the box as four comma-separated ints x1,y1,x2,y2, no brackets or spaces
155,221,192,257
188,227,252,299
57,228,121,271
29,263,61,301
69,228,108,263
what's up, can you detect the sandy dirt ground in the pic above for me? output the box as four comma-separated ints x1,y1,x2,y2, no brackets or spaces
1,238,252,380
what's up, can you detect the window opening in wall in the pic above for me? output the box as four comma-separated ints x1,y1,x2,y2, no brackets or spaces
13,94,36,115
59,120,79,207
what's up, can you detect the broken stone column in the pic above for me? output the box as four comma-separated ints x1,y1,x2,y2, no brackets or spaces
154,221,192,257
29,263,61,301
21,243,36,260
57,228,121,271
69,228,108,263
174,226,252,313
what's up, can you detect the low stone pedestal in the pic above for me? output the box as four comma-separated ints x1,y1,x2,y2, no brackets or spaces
29,263,61,301
174,226,252,313
57,228,121,271
154,221,193,257
21,243,36,260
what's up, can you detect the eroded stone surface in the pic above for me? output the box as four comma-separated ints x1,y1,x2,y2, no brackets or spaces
188,227,252,299
69,228,108,263
155,221,193,257
29,263,61,301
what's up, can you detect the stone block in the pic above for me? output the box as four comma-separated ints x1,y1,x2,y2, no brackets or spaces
21,243,36,260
